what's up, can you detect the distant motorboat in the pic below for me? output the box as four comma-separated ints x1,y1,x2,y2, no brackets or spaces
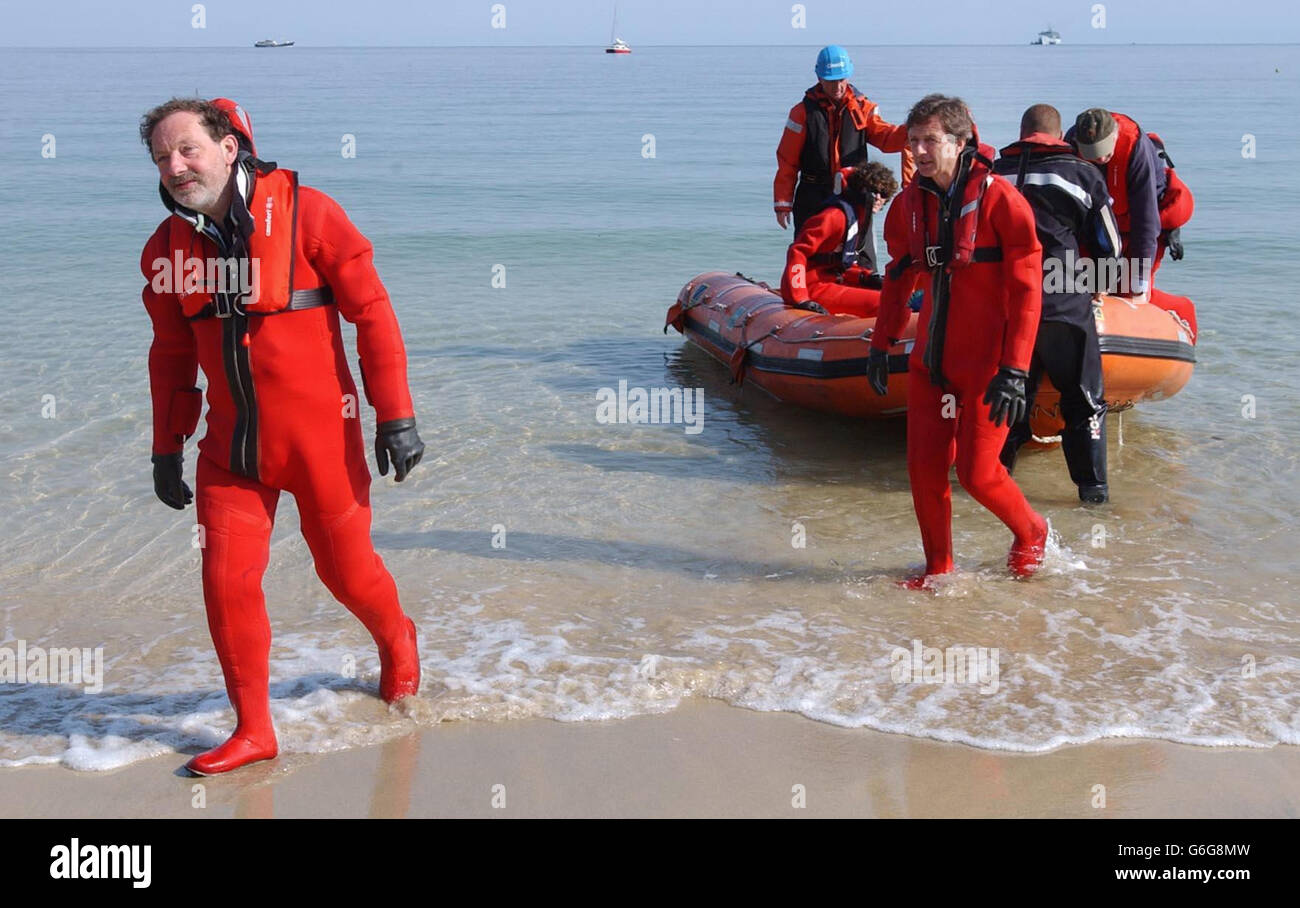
1031,27,1061,45
254,39,295,48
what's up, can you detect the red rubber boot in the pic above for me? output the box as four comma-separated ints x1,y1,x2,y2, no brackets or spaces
902,374,959,589
186,732,279,776
380,617,420,703
1008,514,1049,578
187,461,281,775
295,484,421,704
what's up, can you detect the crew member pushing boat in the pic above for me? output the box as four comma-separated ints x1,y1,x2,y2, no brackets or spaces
994,104,1121,504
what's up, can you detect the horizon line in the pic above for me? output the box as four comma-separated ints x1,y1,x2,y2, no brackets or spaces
4,42,1299,49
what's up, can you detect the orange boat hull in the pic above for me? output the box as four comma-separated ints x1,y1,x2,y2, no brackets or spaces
666,271,1196,439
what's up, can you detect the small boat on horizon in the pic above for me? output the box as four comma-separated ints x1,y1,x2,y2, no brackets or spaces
605,4,631,53
254,39,295,48
1031,27,1061,45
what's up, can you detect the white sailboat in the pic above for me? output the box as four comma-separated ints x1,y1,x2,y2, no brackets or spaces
605,4,631,53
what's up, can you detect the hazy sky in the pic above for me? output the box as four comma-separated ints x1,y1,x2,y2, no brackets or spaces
3,0,1296,46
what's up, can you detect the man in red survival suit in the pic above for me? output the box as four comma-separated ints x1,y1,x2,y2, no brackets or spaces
774,44,914,274
139,98,425,775
867,95,1049,587
780,162,900,318
1067,108,1195,334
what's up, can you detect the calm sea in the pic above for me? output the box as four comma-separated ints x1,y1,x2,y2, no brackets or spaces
1,45,1297,769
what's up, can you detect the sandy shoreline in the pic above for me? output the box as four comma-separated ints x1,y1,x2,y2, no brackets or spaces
2,700,1297,818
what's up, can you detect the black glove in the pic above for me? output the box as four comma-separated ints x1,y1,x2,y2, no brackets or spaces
983,367,1029,428
151,453,192,510
866,348,890,396
375,417,425,482
792,300,828,315
859,271,884,290
1165,226,1184,261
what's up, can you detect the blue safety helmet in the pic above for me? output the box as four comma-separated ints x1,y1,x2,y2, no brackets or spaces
814,45,853,80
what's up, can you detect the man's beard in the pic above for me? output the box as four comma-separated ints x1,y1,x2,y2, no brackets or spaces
169,174,220,215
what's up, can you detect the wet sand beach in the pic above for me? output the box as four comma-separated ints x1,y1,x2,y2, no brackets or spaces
4,699,1297,818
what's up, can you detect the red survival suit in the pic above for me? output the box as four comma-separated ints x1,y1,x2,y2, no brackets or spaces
780,175,882,318
872,127,1047,577
142,132,419,773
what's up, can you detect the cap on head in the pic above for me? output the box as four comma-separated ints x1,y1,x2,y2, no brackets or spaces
210,98,256,156
1074,108,1117,160
815,45,853,80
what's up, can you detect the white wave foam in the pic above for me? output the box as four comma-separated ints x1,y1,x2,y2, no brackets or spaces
1,581,1297,771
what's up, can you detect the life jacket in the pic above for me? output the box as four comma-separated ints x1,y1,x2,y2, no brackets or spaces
1147,132,1194,231
799,84,875,182
1102,113,1141,232
887,130,1002,279
1101,112,1190,233
806,169,868,272
885,125,1004,386
156,159,331,319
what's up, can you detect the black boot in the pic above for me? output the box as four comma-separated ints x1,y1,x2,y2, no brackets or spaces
1078,483,1108,504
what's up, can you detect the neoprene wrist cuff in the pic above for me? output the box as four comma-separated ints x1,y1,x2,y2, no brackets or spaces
377,417,416,435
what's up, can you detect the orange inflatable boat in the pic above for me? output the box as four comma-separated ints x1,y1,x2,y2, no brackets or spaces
665,271,1196,439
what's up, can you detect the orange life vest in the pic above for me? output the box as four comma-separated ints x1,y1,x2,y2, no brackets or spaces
1103,113,1190,234
1103,113,1142,232
160,167,306,318
890,133,1002,277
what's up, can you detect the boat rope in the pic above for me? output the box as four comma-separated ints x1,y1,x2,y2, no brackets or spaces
694,301,877,345
1166,308,1196,344
693,275,901,348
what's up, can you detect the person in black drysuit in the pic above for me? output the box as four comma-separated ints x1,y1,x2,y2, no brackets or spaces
994,104,1122,503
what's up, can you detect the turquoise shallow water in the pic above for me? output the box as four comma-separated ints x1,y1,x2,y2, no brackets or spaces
0,45,1298,769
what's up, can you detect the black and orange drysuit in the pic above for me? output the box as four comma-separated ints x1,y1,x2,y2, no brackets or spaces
872,130,1046,577
775,83,913,271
